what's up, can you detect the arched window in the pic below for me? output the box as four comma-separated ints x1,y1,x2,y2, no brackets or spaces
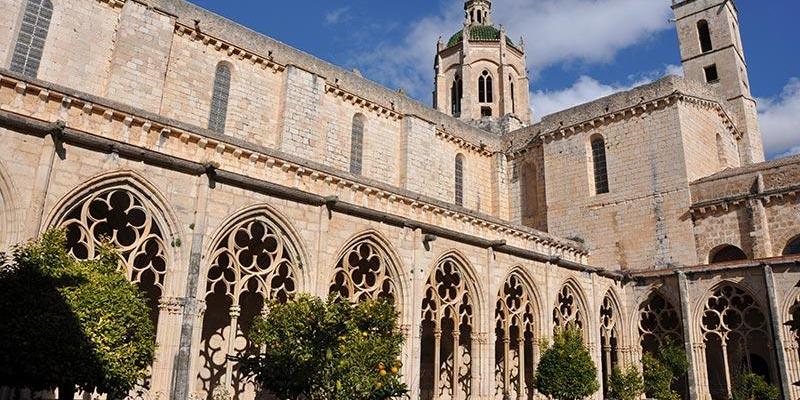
10,0,53,78
785,236,800,256
208,62,231,133
599,294,620,397
329,235,398,305
455,154,465,206
478,70,493,103
199,210,301,399
495,272,539,399
591,136,609,195
350,114,365,175
639,291,689,398
553,284,584,332
420,256,475,400
451,76,463,116
701,283,775,399
510,77,516,114
709,245,748,263
697,20,713,53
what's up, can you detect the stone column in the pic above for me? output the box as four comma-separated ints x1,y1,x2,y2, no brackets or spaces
677,272,700,400
749,174,774,258
763,264,793,398
408,228,424,400
171,172,211,400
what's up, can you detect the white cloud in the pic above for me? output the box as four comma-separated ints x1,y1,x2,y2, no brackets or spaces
325,7,351,25
759,78,800,159
530,64,680,120
354,0,672,100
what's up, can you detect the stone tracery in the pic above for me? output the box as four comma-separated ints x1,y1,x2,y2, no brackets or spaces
329,236,397,306
638,291,683,355
599,293,620,396
198,212,300,399
494,272,538,400
700,283,774,399
421,256,475,400
552,283,584,331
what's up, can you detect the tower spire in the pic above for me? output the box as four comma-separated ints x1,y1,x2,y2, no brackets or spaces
464,0,492,26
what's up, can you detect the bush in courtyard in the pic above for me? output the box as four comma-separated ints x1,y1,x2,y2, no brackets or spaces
0,229,156,399
607,365,644,400
534,325,599,400
642,340,688,400
237,294,407,400
732,373,779,400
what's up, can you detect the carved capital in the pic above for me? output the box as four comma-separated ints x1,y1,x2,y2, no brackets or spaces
158,296,185,315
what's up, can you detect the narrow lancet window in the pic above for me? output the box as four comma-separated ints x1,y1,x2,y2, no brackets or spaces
350,114,365,175
451,76,463,116
10,0,53,78
478,71,493,103
455,154,465,206
208,63,231,133
591,136,609,194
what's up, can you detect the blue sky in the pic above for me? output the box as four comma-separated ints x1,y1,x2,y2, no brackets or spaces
190,0,800,159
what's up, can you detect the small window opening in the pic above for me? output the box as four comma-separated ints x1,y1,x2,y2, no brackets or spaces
350,114,365,175
455,154,465,206
710,245,747,263
698,20,713,53
510,78,516,114
481,106,492,117
785,236,800,256
704,64,719,83
478,71,493,103
451,76,463,117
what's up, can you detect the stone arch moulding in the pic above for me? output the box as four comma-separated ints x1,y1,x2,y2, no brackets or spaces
420,248,486,329
600,287,626,345
498,265,545,329
0,161,19,250
199,202,311,299
326,229,409,317
552,277,590,334
42,169,184,289
691,279,768,339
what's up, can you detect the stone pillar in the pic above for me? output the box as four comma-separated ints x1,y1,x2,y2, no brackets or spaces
408,228,424,400
29,118,64,238
677,272,700,400
763,264,793,398
171,172,211,400
750,174,774,258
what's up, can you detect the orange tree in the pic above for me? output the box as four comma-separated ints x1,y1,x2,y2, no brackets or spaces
0,230,155,400
238,294,407,400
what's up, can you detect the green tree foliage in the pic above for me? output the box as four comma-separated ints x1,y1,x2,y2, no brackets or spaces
642,341,688,400
732,373,780,400
238,294,407,400
0,229,156,398
534,326,599,400
608,365,644,400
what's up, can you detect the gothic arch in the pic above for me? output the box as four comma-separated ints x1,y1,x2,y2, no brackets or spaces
494,266,543,400
419,250,482,400
781,234,800,256
196,203,309,399
599,289,624,396
420,249,485,324
327,229,408,314
635,287,684,354
552,277,589,334
695,281,776,398
0,161,19,250
44,170,182,296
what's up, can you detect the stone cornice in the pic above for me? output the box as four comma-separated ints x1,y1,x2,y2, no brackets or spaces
436,129,493,156
174,23,285,74
689,184,800,217
0,71,587,257
324,84,402,120
509,90,742,159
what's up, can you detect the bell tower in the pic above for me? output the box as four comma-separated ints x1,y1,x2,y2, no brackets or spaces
433,0,531,134
672,0,764,163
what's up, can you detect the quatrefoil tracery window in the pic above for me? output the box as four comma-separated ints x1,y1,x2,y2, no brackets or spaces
701,283,773,399
205,217,298,304
329,238,397,306
495,272,537,400
420,257,475,400
553,284,584,331
639,291,682,354
60,188,168,295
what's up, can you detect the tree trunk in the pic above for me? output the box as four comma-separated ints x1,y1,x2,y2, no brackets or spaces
58,384,75,400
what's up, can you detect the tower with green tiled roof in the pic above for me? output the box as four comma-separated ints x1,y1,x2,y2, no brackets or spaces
433,0,531,133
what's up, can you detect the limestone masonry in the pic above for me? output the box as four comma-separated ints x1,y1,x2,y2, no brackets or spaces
0,0,798,399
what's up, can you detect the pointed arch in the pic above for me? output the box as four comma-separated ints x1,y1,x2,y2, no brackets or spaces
328,229,407,313
419,250,481,400
552,278,589,334
0,162,19,250
495,266,543,399
783,234,800,256
599,289,623,396
637,288,684,355
197,203,309,399
696,281,776,398
44,170,182,303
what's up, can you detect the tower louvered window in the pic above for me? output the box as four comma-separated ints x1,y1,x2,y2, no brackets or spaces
350,114,365,175
455,154,464,206
10,0,53,78
451,76,463,116
697,20,713,53
591,136,609,194
208,63,231,133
